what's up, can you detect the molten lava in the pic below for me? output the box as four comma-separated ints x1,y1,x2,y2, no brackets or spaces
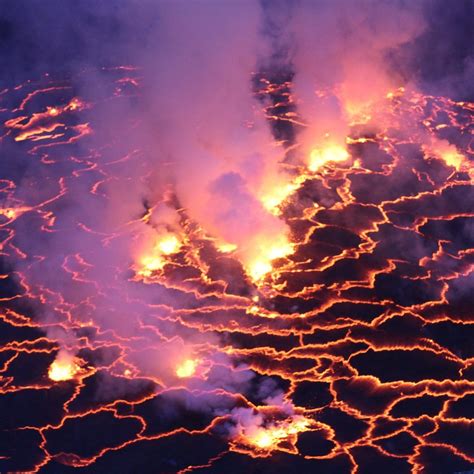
233,414,312,454
1,68,473,473
156,233,181,255
247,237,293,281
260,181,300,215
135,232,182,277
308,143,350,171
424,138,466,170
137,255,165,277
175,359,199,378
48,352,80,382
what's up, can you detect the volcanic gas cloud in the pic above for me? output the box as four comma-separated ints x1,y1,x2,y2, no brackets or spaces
0,1,473,473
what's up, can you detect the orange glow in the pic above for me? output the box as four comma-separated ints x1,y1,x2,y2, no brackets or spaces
137,255,165,277
135,232,181,277
1,208,19,219
308,144,350,171
217,241,238,253
266,240,293,260
438,149,464,170
260,182,299,215
386,86,405,100
67,98,84,111
48,352,79,382
156,234,180,255
247,237,293,281
253,431,274,449
242,417,311,451
247,305,259,315
423,139,465,170
248,260,273,281
175,358,198,378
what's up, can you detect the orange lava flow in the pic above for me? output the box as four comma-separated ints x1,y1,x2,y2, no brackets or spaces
0,69,473,474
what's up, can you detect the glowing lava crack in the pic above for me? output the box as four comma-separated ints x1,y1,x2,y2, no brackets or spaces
0,67,473,474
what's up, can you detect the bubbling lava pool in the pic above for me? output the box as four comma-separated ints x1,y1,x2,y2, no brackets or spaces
0,67,473,473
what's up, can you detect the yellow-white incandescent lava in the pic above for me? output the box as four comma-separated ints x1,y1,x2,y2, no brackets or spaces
308,143,350,172
136,232,182,277
48,352,81,382
175,359,199,378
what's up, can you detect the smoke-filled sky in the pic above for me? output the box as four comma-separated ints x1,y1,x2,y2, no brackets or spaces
0,0,472,98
